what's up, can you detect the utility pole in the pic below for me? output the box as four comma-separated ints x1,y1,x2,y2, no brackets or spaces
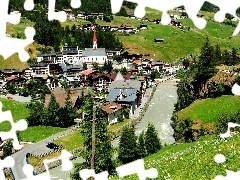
91,104,97,180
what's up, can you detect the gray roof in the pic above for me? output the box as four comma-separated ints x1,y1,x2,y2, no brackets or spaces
30,63,48,67
82,48,107,57
59,64,83,72
114,72,124,81
62,50,78,55
1,69,22,73
107,88,138,102
37,53,56,57
110,80,141,90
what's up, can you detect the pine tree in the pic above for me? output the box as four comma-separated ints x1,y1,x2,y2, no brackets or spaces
213,44,222,65
62,90,78,127
46,93,60,126
194,37,217,83
118,125,139,164
26,99,45,126
231,47,238,65
3,139,13,158
70,100,115,179
145,123,162,156
137,131,147,158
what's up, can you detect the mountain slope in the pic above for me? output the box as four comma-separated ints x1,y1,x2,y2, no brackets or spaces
109,132,240,180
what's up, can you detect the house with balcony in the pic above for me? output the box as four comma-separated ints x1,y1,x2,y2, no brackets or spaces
29,63,50,76
89,72,130,92
101,101,122,125
107,73,143,117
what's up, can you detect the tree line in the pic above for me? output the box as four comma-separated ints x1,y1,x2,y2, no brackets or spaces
25,10,122,52
26,90,78,128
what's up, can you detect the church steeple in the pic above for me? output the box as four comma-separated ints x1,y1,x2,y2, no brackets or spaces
93,26,97,50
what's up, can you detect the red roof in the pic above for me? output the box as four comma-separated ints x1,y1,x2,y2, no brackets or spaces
6,75,16,81
101,101,122,115
81,69,96,76
133,59,142,64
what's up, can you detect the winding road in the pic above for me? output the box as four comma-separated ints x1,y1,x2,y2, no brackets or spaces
11,125,80,180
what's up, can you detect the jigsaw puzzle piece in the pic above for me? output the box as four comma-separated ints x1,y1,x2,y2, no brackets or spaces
183,0,207,29
22,164,51,180
0,0,35,61
111,0,185,24
22,150,74,180
48,0,67,22
71,0,81,8
206,0,240,36
220,122,240,139
207,0,240,22
79,169,109,180
152,0,186,25
24,0,35,11
0,102,28,150
116,159,158,180
0,156,15,180
43,149,73,172
110,0,124,14
0,0,20,38
0,27,35,62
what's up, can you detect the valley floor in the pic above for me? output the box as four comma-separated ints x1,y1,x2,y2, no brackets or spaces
48,79,178,179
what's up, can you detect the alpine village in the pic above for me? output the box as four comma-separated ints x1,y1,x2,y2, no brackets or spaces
2,1,240,180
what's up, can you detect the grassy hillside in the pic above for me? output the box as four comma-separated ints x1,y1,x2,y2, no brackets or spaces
61,10,240,62
177,95,240,124
0,19,39,70
109,132,240,180
1,9,240,69
0,98,67,142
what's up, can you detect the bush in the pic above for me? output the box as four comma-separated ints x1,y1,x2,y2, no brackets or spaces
117,115,124,123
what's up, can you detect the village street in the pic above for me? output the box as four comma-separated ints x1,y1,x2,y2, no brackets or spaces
48,79,178,179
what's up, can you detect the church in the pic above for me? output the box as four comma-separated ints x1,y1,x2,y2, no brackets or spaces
80,26,108,64
36,27,119,65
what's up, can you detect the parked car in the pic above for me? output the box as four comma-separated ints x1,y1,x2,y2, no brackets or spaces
46,142,59,150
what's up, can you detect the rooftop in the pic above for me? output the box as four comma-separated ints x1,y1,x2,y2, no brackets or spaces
101,101,122,115
107,88,139,102
82,48,107,56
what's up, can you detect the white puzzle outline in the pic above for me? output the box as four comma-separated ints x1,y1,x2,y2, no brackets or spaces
1,0,240,179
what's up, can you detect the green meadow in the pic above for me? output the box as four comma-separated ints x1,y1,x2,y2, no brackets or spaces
109,133,240,180
0,98,67,143
177,95,240,124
